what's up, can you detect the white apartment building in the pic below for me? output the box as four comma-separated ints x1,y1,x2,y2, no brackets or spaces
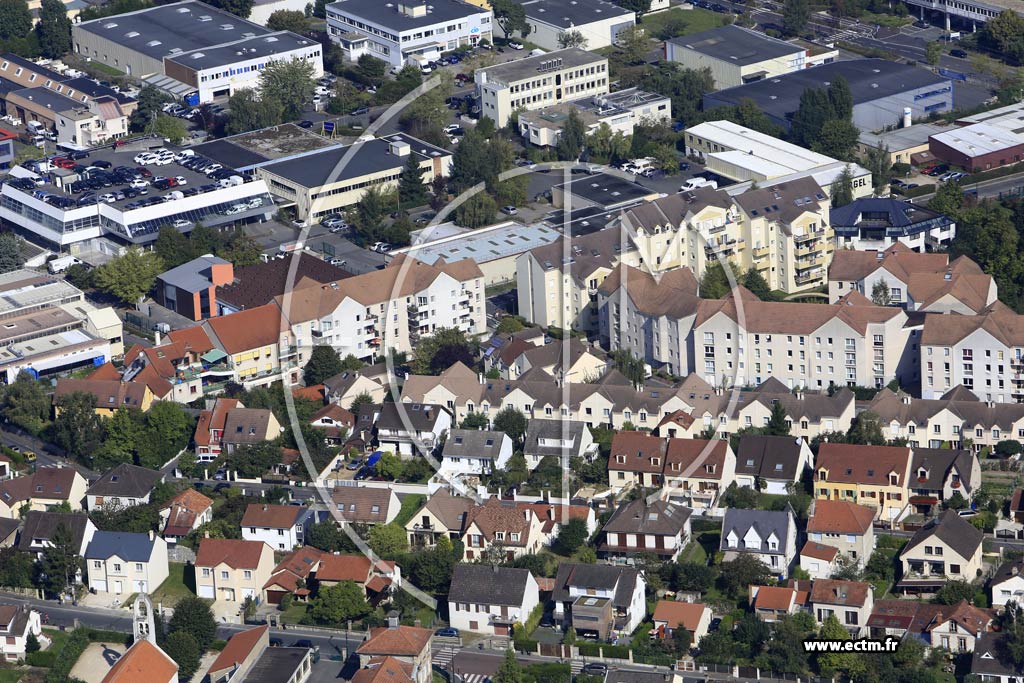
920,303,1024,402
280,255,485,363
476,48,609,128
518,88,670,148
326,0,491,68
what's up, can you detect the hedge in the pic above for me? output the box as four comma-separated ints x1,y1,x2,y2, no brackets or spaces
603,644,631,660
26,650,57,667
577,642,601,657
45,629,90,683
512,638,539,653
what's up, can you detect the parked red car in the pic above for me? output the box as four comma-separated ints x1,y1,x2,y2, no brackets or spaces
136,167,153,178
52,157,75,169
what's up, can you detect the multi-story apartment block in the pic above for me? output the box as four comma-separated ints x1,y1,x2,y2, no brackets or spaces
326,0,492,69
868,387,1024,454
280,256,484,363
475,48,609,128
828,243,994,314
920,302,1024,402
204,303,299,389
815,443,913,526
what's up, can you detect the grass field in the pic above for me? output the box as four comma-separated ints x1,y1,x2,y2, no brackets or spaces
0,670,21,683
640,7,729,40
150,563,196,607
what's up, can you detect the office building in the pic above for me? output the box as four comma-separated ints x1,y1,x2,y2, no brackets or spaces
903,0,1016,28
72,1,323,103
256,133,451,223
475,48,608,128
684,120,873,198
858,122,950,166
492,0,634,51
702,59,953,132
518,88,670,147
930,111,1024,173
155,255,235,321
326,0,492,69
665,25,809,89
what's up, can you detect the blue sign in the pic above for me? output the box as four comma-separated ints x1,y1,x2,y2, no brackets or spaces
185,92,200,106
323,121,336,134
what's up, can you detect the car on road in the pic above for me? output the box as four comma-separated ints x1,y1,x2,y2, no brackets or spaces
443,124,463,135
435,628,459,638
508,41,524,50
350,106,370,116
501,205,518,215
951,49,968,58
292,639,315,650
298,120,314,128
582,664,608,675
23,451,35,462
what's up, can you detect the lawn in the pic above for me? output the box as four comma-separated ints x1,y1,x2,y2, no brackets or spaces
639,7,727,40
0,671,21,683
679,538,708,565
278,601,310,625
394,494,426,527
42,628,69,653
150,563,196,607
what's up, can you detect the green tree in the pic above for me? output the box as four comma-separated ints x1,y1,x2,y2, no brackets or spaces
375,452,405,480
618,0,652,16
38,522,79,594
311,580,371,624
815,614,863,678
226,88,284,134
934,579,977,605
997,601,1024,667
719,553,773,599
494,649,524,683
355,54,388,84
225,441,283,479
611,349,647,388
863,143,893,191
339,354,365,372
1,371,50,435
928,177,965,218
207,0,253,18
220,229,262,267
355,184,388,242
555,109,586,162
35,0,71,58
493,406,528,446
169,597,218,650
979,10,1024,63
454,192,497,228
813,118,859,160
554,517,589,555
492,0,530,37
367,523,408,559
151,114,188,144
304,345,344,385
349,391,374,414
871,279,892,306
699,260,734,299
0,0,32,41
266,9,308,32
164,631,200,683
557,29,588,49
0,547,36,588
789,87,831,149
260,58,315,120
398,153,429,207
144,401,196,467
411,327,475,375
847,410,886,445
93,249,163,305
829,165,855,209
25,631,39,653
306,520,346,552
826,75,854,121
616,25,649,65
926,41,943,65
782,0,809,35
460,412,490,429
51,392,104,463
766,401,790,436
742,268,773,300
153,225,195,269
189,223,223,256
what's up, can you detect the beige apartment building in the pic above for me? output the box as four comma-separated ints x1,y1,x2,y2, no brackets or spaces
475,48,609,128
203,303,299,389
195,538,276,603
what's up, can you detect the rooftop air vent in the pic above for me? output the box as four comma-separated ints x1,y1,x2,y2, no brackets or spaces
147,40,161,47
265,36,279,42
176,6,190,11
125,31,139,37
103,22,118,28
198,14,212,21
220,23,234,30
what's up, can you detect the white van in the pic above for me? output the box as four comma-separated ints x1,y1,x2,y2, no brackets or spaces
48,255,81,274
218,175,243,188
680,177,718,192
623,157,656,174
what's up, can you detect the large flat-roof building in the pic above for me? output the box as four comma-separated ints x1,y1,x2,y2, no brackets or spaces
326,0,492,69
476,48,609,128
929,101,1024,172
494,0,635,52
518,87,670,147
665,25,810,89
702,59,953,132
256,133,452,222
72,1,323,104
684,120,874,198
858,122,951,166
903,0,1016,29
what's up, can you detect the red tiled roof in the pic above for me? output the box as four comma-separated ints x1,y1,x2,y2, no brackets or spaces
801,542,839,562
196,538,269,570
264,547,324,593
316,554,372,583
351,657,414,683
240,504,303,529
102,640,177,683
88,362,121,381
357,625,432,657
753,586,796,611
807,500,875,534
293,384,326,402
809,579,871,607
652,601,707,631
205,303,286,354
208,625,268,675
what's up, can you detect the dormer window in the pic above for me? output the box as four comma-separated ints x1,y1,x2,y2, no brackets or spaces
510,533,520,542
889,473,898,485
651,457,661,466
819,470,827,481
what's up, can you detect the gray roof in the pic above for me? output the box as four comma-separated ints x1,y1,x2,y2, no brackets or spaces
222,408,277,445
990,559,1024,587
910,447,976,492
668,25,803,65
552,562,640,608
61,77,136,106
166,31,318,71
448,564,532,606
442,429,506,460
75,1,274,62
721,507,793,555
86,463,163,498
17,511,90,552
159,255,232,293
377,402,447,432
519,0,633,29
190,138,270,170
85,531,157,562
552,172,653,210
735,435,806,481
603,499,691,536
241,647,309,683
477,48,605,84
10,86,79,113
523,419,587,458
902,509,983,561
325,0,489,31
971,633,1022,678
704,59,950,124
867,388,1024,431
0,517,18,542
0,53,64,82
259,134,450,190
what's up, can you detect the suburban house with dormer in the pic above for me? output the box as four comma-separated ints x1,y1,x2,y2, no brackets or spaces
195,538,276,603
376,402,451,457
85,530,169,596
908,447,980,516
899,510,984,589
0,466,88,517
734,435,812,495
241,503,313,552
159,488,213,544
750,585,810,622
600,499,692,562
721,507,797,577
551,562,647,640
461,497,545,562
0,605,43,662
924,599,993,653
815,443,913,527
439,429,513,477
805,499,876,568
809,579,875,637
971,632,1024,682
523,419,598,471
990,559,1024,608
86,464,163,512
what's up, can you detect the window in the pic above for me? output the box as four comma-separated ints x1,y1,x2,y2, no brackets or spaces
113,563,121,572
221,571,229,579
135,563,142,571
93,560,101,568
244,570,252,579
202,568,210,577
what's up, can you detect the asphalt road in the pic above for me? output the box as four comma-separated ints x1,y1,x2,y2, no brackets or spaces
906,170,1024,204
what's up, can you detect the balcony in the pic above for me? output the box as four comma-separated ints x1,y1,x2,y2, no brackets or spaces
278,346,298,359
796,271,824,285
708,223,728,234
753,246,770,258
706,239,743,255
795,231,825,244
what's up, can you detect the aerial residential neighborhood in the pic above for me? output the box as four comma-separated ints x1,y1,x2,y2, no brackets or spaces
0,0,1022,681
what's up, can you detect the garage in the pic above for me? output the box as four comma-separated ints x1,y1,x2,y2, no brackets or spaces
91,580,107,593
198,585,215,599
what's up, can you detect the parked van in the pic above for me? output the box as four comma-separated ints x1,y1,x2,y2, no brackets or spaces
680,177,718,192
623,157,656,174
26,121,44,133
48,255,81,274
218,175,243,188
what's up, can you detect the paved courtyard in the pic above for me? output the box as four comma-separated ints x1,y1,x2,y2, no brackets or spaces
69,642,126,682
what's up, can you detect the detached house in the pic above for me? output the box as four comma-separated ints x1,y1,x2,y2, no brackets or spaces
159,489,213,543
18,511,95,561
0,466,88,517
924,600,993,653
356,620,433,683
461,497,545,561
600,499,692,562
332,487,400,525
376,402,451,457
809,579,874,637
551,563,647,640
0,605,42,661
990,559,1024,608
405,488,475,549
316,554,400,603
194,398,282,461
86,463,163,511
439,429,513,477
85,531,170,596
196,538,276,603
750,585,809,622
651,601,712,645
971,632,1024,682
721,507,797,577
310,404,355,445
523,419,598,471
241,504,313,552
806,500,876,568
900,509,984,588
815,443,913,527
908,447,980,516
447,565,540,636
734,435,812,495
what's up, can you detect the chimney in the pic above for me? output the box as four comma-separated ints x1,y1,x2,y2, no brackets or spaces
414,618,422,627
149,530,155,541
1013,565,1020,576
387,611,400,629
263,504,268,511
